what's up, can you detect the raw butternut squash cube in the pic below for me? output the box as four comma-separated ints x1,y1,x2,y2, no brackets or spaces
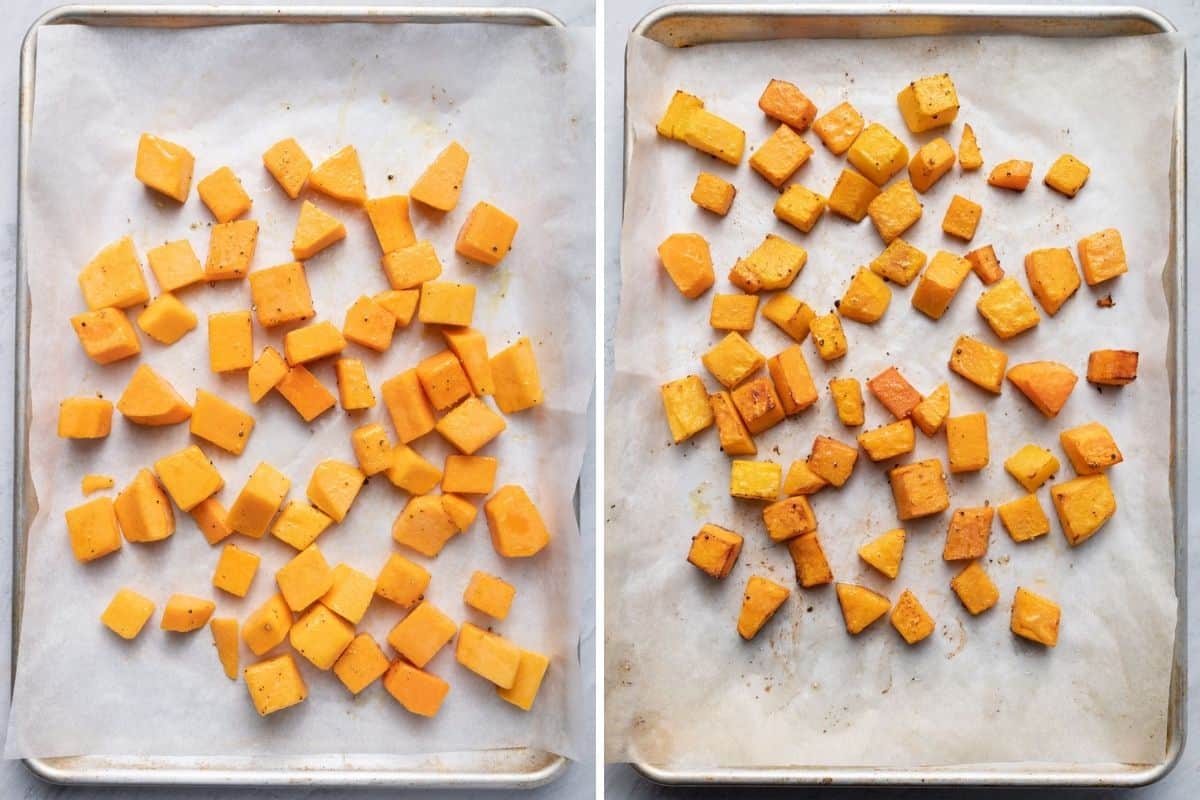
702,332,763,389
276,545,334,611
498,649,551,711
912,251,970,319
949,334,1008,393
270,501,332,550
750,124,813,188
290,603,355,669
977,277,1040,339
657,233,714,299
456,201,519,266
1010,587,1060,647
292,200,346,260
1059,422,1123,475
381,240,442,290
897,73,959,132
340,295,393,353
416,351,471,411
135,133,194,201
709,294,758,332
392,494,459,557
485,485,551,557
284,321,346,366
1088,349,1138,386
1004,444,1060,492
889,459,949,520
204,220,258,281
277,365,336,422
244,654,308,715
828,377,864,427
858,419,916,462
387,445,443,494
866,366,921,420
262,137,312,199
807,436,858,488
464,571,517,618
161,593,215,632
117,364,191,426
382,368,437,443
385,660,450,717
761,293,814,341
729,460,782,501
248,346,288,403
72,307,141,365
248,261,314,328
827,168,880,222
443,327,495,396
114,468,174,543
998,493,1050,542
58,397,113,439
959,123,983,170
146,239,203,293
858,528,905,579
836,583,890,634
333,634,389,694
946,412,989,473
101,588,155,640
228,462,290,538
197,166,252,222
809,313,847,361
681,106,746,165
1025,248,1081,316
334,358,375,411
411,140,469,211
910,382,950,436
444,493,477,533
709,391,755,455
737,576,789,639
365,195,416,254
388,601,457,667
306,460,365,522
691,172,736,216
1077,228,1128,286
848,123,909,186
965,244,1004,284
350,423,394,476
731,376,784,435
82,474,115,494
190,389,255,455
839,267,891,324
783,459,826,496
1008,361,1077,418
812,101,863,154
154,445,224,511
908,137,955,193
867,180,923,243
774,184,825,233
951,561,998,614
436,396,507,454
891,589,935,644
443,455,498,495
761,495,816,543
137,293,197,345
419,281,476,326
208,311,253,372
943,506,994,561
728,234,807,293
66,496,122,562
242,593,293,655
766,344,817,416
758,78,816,131
942,194,982,241
309,145,367,206
1051,473,1116,545
213,544,261,597
988,159,1033,191
1044,154,1090,197
190,498,234,545
457,622,521,687
376,553,431,608
787,533,833,586
869,238,927,286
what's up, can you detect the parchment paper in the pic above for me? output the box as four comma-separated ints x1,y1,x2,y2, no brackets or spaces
7,21,593,760
606,32,1181,769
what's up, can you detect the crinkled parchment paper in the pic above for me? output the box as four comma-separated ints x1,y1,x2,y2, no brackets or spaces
8,21,592,760
606,32,1181,769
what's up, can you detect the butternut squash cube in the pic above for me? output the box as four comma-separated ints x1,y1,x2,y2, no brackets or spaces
436,396,507,454
208,311,253,372
660,375,714,444
908,137,955,193
190,498,234,545
943,506,994,561
381,240,442,290
889,458,949,520
858,527,906,579
154,445,223,511
896,73,959,132
333,634,389,694
135,133,194,202
197,166,252,222
411,140,469,211
262,137,311,199
998,493,1050,543
1088,349,1138,386
445,491,479,534
248,346,288,403
66,496,122,561
292,200,346,260
81,474,115,494
783,459,827,496
1077,228,1128,286
376,553,431,608
276,545,334,611
309,145,367,206
908,382,949,436
137,293,197,345
306,460,365,522
204,220,258,281
284,321,346,366
787,533,833,586
1051,473,1116,545
213,544,261,597
228,462,290,538
365,195,416,253
334,358,375,411
1059,422,1123,475
773,184,825,233
58,397,113,439
161,593,215,632
657,233,714,299
731,376,784,435
709,391,755,455
758,78,816,131
117,364,191,426
270,501,332,551
946,412,989,473
959,123,983,170
387,445,443,494
392,495,459,557
189,389,255,455
836,583,890,634
827,168,880,222
443,455,498,495
242,593,293,655
457,622,521,687
350,423,394,476
809,312,847,361
988,159,1034,191
807,435,858,488
866,366,921,420
1044,154,1090,197
965,244,1004,284
912,251,970,319
248,261,314,328
848,123,909,186
419,281,476,326
858,418,916,462
290,603,355,669
839,267,891,324
1004,444,1060,492
681,107,746,165
812,101,863,154
729,460,782,501
146,239,204,293
761,293,814,341
277,365,336,422
1007,361,1077,418
339,295,393,353
691,172,736,216
977,277,1040,339
701,332,762,389
416,351,471,410
951,561,998,614
737,575,789,639
464,571,517,618
942,194,982,241
385,660,450,717
101,588,155,640
382,368,436,443
244,654,308,715
891,589,935,644
498,649,551,711
827,377,863,427
1010,587,1060,647
114,468,175,543
71,307,141,365
750,124,813,188
1025,248,1081,316
867,180,923,243
376,289,421,328
709,294,758,332
388,601,457,667
442,327,494,396
766,344,817,416
485,485,551,557
948,334,1008,393
869,238,927,286
456,201,519,266
761,495,816,543
728,235,807,293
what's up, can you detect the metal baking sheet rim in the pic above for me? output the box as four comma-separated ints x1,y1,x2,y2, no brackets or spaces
621,3,1187,788
14,3,570,790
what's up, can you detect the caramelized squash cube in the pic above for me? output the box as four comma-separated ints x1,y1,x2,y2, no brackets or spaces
950,561,998,615
827,169,880,222
911,251,971,319
687,524,743,579
896,73,959,132
1044,154,1090,197
1010,587,1060,646
948,335,1007,393
811,101,863,154
867,180,923,243
889,459,949,520
750,124,813,188
943,506,993,560
1077,228,1128,286
976,277,1040,339
737,575,789,639
848,123,909,186
869,238,927,286
657,233,714,299
807,435,858,488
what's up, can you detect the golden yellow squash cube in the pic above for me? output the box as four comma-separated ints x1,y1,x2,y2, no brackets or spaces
911,382,950,436
758,78,817,131
911,251,971,319
1025,247,1081,316
1051,473,1117,546
761,496,816,543
197,165,252,222
190,389,255,455
417,350,472,410
858,527,906,579
351,423,395,476
248,261,315,329
839,267,891,324
942,194,982,241
160,593,215,632
829,377,864,427
657,91,705,141
1077,228,1128,286
750,124,813,188
729,460,782,501
154,445,224,512
204,220,258,281
213,544,262,597
270,502,333,551
1010,587,1060,647
836,583,890,634
333,633,390,695
709,294,759,332
848,123,909,186
387,445,442,494
455,201,519,266
812,101,863,154
443,455,498,495
71,307,141,365
988,159,1034,191
809,313,847,361
774,184,826,233
135,133,194,202
908,137,955,192
137,293,197,345
687,524,743,579
244,654,308,716
761,293,815,341
490,336,543,414
943,506,994,561
101,588,156,640
897,73,959,132
965,244,1004,284
81,474,114,494
869,238,927,286
276,545,334,612
691,172,736,216
435,396,507,454
657,233,714,299
485,485,551,558
262,137,312,199
702,332,764,389
1004,444,1060,492
114,468,174,543
1060,421,1123,475
497,649,551,711
867,180,923,244
191,498,234,546
950,561,999,615
241,593,293,655
710,391,755,456
388,601,457,668
998,493,1050,543
464,571,517,619
1007,361,1078,418
858,419,916,462
959,123,983,170
737,575,789,640
116,364,190,427
410,140,469,211
309,145,367,206
889,458,950,520
783,459,827,496
807,435,858,488
228,462,290,539
977,277,1040,339
365,195,416,253
827,169,880,222
248,346,288,403
334,358,375,411
731,376,785,435
381,240,442,290
1044,153,1090,197
681,107,746,166
146,239,203,293
948,334,1008,394
375,553,431,609
306,460,365,522
208,311,253,373
418,281,476,327
210,618,237,675
384,660,451,717
456,623,522,688
321,563,376,624
945,412,988,473
728,235,808,294
58,396,113,439
890,589,935,645
660,375,713,443
277,365,336,422
787,532,834,587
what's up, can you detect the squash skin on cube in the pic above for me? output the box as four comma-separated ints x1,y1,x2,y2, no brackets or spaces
262,137,312,199
730,460,782,501
456,622,521,688
102,588,156,640
114,468,175,543
1010,587,1060,646
867,366,922,419
942,506,994,561
848,123,909,186
977,277,1040,339
951,561,999,614
333,634,390,694
858,528,906,579
290,603,356,670
242,593,293,656
276,545,334,612
731,376,784,435
858,419,916,462
807,435,858,488
869,239,927,286
154,445,224,511
138,293,197,345
774,184,826,233
828,377,864,427
436,396,507,454
761,495,816,543
787,532,834,587
1025,248,1081,316
709,294,759,332
72,307,141,365
949,335,1008,394
270,501,332,551
213,544,261,597
987,159,1034,190
692,172,736,216
1044,154,1090,198
498,649,551,711
839,267,891,324
660,375,713,443
228,462,290,538
306,460,365,522
382,368,437,443
945,412,989,473
809,313,847,361
376,553,431,609
66,497,123,562
729,235,807,294
249,261,314,328
277,365,337,422
58,397,113,439
750,124,814,188
1051,473,1116,545
908,137,955,192
657,233,714,299
190,389,254,455
161,594,216,632
687,523,743,579
321,563,375,624
118,364,192,426
942,194,982,241
309,145,367,206
419,281,476,327
381,240,443,290
147,239,204,293
758,79,817,131
965,244,1004,284
485,485,551,558
411,141,470,211
335,358,376,411
135,133,194,202
456,201,519,266
812,101,863,154
827,169,880,222
208,311,253,373
1087,349,1138,386
998,493,1050,542
737,575,789,639
292,200,346,260
464,571,517,618
911,382,950,436
388,601,457,668
392,495,459,558
836,583,890,634
889,459,950,520
197,166,252,222
244,653,308,716
1077,228,1128,286
384,660,450,717
911,251,971,319
1059,422,1123,475
896,73,959,133
1007,361,1078,418
891,589,935,644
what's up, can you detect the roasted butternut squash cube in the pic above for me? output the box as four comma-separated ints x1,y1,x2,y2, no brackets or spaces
262,137,312,199
658,91,705,139
276,545,334,611
443,455,498,495
114,468,175,543
761,293,815,341
765,345,817,416
891,589,934,644
190,389,255,455
384,660,450,717
382,368,436,442
1051,473,1116,545
419,281,475,327
248,346,288,403
350,423,394,476
889,459,949,520
942,194,982,241
761,495,816,543
463,571,516,619
248,261,314,328
731,376,784,435
702,332,763,389
709,391,755,455
387,445,443,494
774,184,825,233
101,588,155,640
117,364,191,426
950,561,998,614
858,419,916,462
750,124,813,188
66,496,122,562
943,506,993,560
965,244,1004,284
836,583,890,634
208,311,253,372
1004,444,1060,492
197,166,252,222
811,101,863,154
709,294,758,332
1059,422,1123,475
154,445,224,511
827,169,880,222
988,159,1033,191
292,200,346,260
309,145,367,206
72,307,141,365
908,137,955,193
228,462,290,538
949,335,1008,393
242,593,293,655
381,240,442,290
457,622,521,687
1077,228,1128,286
456,201,519,266
1025,248,1081,316
411,141,469,211
946,412,988,473
1087,349,1138,386
277,365,336,422
365,195,416,253
376,553,431,608
809,312,847,361
787,532,833,586
867,180,923,244
244,654,308,715
690,172,736,216
436,396,507,454
1044,154,1090,197
190,498,234,545
657,233,714,299
58,397,113,439
135,133,194,201
687,523,743,579
758,78,816,131
730,460,782,501
912,251,970,319
270,501,333,551
388,601,457,668
807,435,858,488
417,350,472,410
334,358,375,411
1010,587,1060,646
911,382,950,436
161,593,215,632
998,493,1050,543
1008,361,1077,418
977,277,1039,339
82,474,115,494
497,648,551,711
828,377,864,426
146,239,203,293
848,123,909,186
137,292,197,345
204,220,258,281
959,123,983,170
290,603,355,670
869,238,927,286
737,575,789,639
321,563,375,624
680,107,746,165
858,527,905,579
333,633,390,694
728,235,808,294
213,544,261,597
839,267,891,324
660,375,713,443
783,459,827,496
867,366,922,419
306,460,365,522
484,485,550,557
896,73,959,132
284,321,346,366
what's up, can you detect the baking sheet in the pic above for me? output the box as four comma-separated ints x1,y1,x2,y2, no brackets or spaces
7,20,593,760
606,31,1181,769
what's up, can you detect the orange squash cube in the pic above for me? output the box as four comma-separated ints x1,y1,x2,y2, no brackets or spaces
197,166,252,222
384,660,450,717
382,368,436,443
276,365,336,422
485,485,550,558
387,601,457,667
456,201,519,266
262,137,312,199
657,233,714,299
811,101,863,154
410,140,469,212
